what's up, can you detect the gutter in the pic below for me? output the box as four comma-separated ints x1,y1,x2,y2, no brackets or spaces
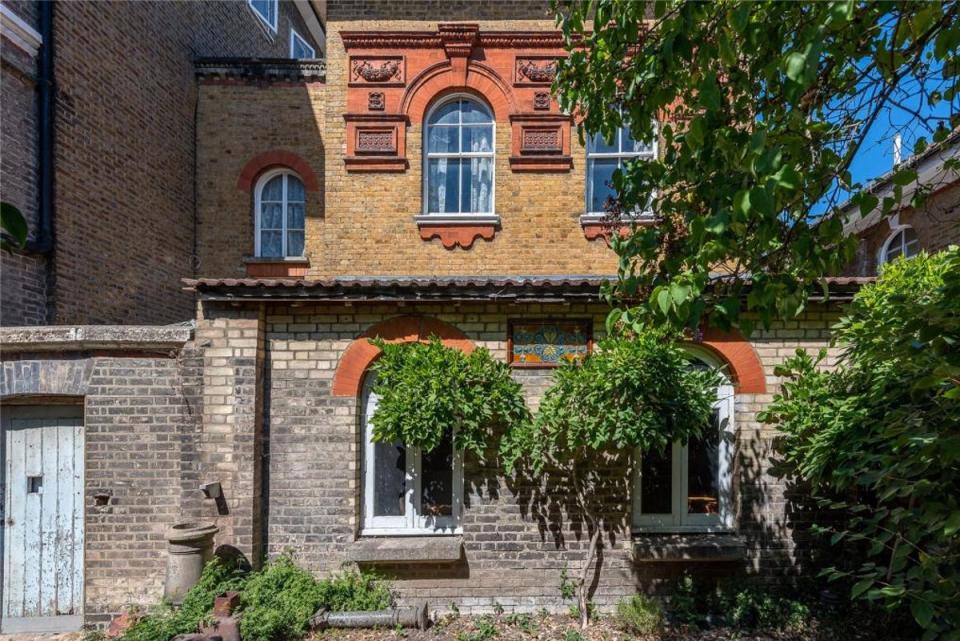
25,0,54,255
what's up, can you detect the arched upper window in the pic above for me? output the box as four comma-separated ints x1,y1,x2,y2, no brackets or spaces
586,121,656,216
424,97,494,215
880,225,919,265
360,372,463,535
633,349,735,531
254,170,305,258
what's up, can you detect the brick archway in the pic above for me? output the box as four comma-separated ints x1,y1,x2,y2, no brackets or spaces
401,60,517,123
236,150,320,192
331,315,475,397
695,328,767,394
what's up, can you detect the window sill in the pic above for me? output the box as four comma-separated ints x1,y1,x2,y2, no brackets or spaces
416,215,500,250
632,532,745,563
242,256,309,277
580,214,654,243
347,535,464,564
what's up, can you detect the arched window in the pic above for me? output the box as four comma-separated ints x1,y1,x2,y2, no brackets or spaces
424,97,494,215
361,372,463,535
255,169,305,258
880,225,919,265
633,349,735,531
586,121,656,216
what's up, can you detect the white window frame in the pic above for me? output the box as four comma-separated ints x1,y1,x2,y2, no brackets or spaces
253,169,305,258
584,121,657,219
361,374,464,536
248,0,278,33
289,28,315,59
632,348,735,533
878,225,920,265
422,95,496,218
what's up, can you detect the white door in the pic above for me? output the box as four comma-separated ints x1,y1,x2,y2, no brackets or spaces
1,405,84,633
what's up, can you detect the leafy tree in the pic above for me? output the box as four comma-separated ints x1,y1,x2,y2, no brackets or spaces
501,332,719,628
554,0,960,333
1,202,28,252
368,337,530,459
761,248,960,640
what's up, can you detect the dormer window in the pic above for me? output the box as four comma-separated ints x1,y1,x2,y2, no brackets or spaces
424,97,495,215
255,170,305,258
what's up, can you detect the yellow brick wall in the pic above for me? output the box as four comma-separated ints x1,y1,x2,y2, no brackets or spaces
196,17,621,279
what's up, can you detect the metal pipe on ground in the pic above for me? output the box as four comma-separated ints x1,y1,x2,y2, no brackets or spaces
310,603,429,631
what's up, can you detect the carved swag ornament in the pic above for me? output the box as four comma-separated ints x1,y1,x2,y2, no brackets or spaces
352,59,401,83
516,59,557,84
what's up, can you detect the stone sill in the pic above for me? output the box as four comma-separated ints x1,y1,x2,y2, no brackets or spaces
0,325,193,353
346,536,464,564
416,215,500,249
344,156,409,172
509,155,573,172
243,256,310,278
632,533,746,563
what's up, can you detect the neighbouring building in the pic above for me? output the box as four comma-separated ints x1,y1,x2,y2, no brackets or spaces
1,0,957,634
842,130,960,276
0,0,323,326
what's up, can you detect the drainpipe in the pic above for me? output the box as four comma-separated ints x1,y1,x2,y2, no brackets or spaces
26,0,54,255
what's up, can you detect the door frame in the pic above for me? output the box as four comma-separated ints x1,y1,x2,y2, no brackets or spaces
1,402,85,633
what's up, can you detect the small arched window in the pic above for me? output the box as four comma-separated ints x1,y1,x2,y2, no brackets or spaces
633,349,735,531
880,226,919,265
255,170,305,258
424,97,495,215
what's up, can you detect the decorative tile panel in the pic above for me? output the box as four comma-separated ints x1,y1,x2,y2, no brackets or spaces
521,127,561,154
514,56,559,86
349,56,405,87
508,320,592,367
356,128,397,154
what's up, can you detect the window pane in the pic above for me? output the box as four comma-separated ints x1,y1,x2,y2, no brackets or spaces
588,132,617,154
373,441,407,517
461,100,492,123
261,202,283,228
903,227,919,257
287,230,304,256
428,158,460,213
462,126,493,153
461,157,492,213
421,433,454,518
588,159,618,213
287,202,305,230
640,445,672,514
427,126,458,154
287,176,305,202
428,101,460,125
623,126,654,154
687,409,720,515
261,175,283,201
259,230,282,257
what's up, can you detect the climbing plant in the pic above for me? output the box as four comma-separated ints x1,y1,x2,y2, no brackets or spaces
367,337,531,458
500,330,719,628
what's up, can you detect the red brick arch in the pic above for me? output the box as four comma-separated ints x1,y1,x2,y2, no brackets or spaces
236,150,320,192
331,315,475,397
401,61,517,123
694,328,767,394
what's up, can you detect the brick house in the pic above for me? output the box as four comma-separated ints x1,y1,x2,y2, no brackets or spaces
1,0,958,634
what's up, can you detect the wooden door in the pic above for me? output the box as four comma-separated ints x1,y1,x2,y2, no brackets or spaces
1,405,84,633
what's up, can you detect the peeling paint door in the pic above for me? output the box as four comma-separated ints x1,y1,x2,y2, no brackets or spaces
1,405,84,633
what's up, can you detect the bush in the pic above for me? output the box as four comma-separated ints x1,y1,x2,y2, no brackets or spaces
666,575,809,632
239,557,391,641
121,557,249,641
761,249,960,639
614,593,664,634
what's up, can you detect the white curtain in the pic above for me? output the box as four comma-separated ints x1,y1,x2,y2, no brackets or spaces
470,133,491,213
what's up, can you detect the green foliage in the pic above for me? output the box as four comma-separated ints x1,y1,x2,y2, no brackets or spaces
239,557,392,641
613,593,665,635
667,575,808,631
1,202,28,252
456,615,498,641
503,612,537,634
562,628,583,641
554,0,960,333
120,557,249,641
558,565,576,601
501,331,720,475
369,337,530,458
762,249,960,639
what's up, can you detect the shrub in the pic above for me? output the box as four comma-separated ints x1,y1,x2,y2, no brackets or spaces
666,575,809,632
239,557,391,641
121,557,249,641
614,593,664,634
761,249,960,639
